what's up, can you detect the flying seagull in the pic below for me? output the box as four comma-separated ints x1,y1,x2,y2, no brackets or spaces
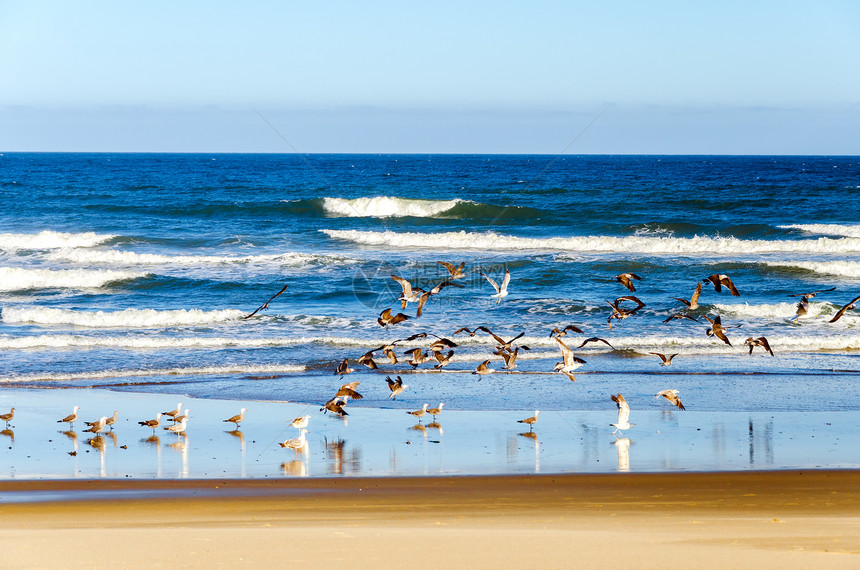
577,337,615,350
321,395,349,416
335,359,354,376
610,394,632,435
549,324,584,338
703,315,737,346
663,313,698,324
377,308,410,327
615,273,642,292
480,268,510,303
704,274,740,296
649,352,678,366
473,360,496,375
553,336,586,379
453,326,478,337
385,376,409,400
416,280,464,317
477,327,526,352
500,347,526,370
437,261,466,279
336,380,363,400
655,389,686,410
357,351,378,370
672,282,702,310
433,350,454,369
745,336,775,356
606,295,646,330
243,284,289,319
829,294,860,323
789,287,836,320
391,275,424,308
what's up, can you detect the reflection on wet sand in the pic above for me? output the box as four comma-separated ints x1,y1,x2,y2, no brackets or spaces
88,435,107,477
409,423,427,438
168,434,189,478
325,438,360,475
61,430,78,453
426,421,444,435
1,429,13,443
280,459,307,477
613,437,632,472
104,430,118,448
748,418,774,466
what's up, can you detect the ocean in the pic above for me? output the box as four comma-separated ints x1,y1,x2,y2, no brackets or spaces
2,153,859,416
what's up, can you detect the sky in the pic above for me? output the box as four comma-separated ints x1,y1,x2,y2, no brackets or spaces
1,1,858,154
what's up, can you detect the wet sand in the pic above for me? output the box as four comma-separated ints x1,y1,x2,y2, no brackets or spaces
1,471,859,568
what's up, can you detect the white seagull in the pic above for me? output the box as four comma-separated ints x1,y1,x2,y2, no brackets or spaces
610,393,632,435
480,268,510,303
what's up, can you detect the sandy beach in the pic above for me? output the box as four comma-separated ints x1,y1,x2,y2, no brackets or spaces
1,470,859,568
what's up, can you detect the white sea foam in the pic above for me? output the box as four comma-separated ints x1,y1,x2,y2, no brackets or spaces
322,197,465,218
712,302,831,319
1,307,246,328
0,231,115,251
0,364,307,384
780,224,860,238
0,267,147,291
46,248,355,267
764,261,860,278
322,229,860,255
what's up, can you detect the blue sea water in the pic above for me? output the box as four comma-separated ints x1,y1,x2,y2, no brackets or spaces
1,153,859,413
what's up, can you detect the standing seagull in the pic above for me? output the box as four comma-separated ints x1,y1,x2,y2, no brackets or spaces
223,408,246,427
480,268,511,303
672,282,702,311
704,274,740,296
165,418,188,435
745,337,775,356
57,406,80,428
162,403,184,420
103,410,120,431
280,429,308,457
138,413,162,432
517,410,541,432
427,403,445,421
615,273,642,292
407,403,430,423
83,416,108,436
610,394,632,435
655,389,686,410
829,294,860,323
385,376,409,400
289,415,311,429
0,408,14,427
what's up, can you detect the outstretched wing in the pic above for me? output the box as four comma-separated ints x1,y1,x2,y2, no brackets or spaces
480,271,500,294
243,284,289,319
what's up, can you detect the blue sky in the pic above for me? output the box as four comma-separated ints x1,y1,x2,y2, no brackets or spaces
1,1,858,153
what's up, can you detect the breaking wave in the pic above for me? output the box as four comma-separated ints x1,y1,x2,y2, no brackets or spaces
322,196,465,218
764,261,860,278
0,231,115,251
46,248,356,267
0,307,246,328
0,267,147,291
780,224,860,238
0,364,307,384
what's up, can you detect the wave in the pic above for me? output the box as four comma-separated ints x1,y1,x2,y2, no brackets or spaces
712,302,833,320
45,248,356,267
0,267,147,291
0,231,115,251
322,229,860,255
0,307,246,328
322,197,465,218
779,224,860,238
764,261,860,278
0,364,307,384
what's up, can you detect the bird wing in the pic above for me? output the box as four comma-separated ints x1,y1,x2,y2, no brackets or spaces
564,324,584,334
650,352,668,363
830,295,860,323
391,275,412,297
758,337,774,356
480,272,500,294
612,394,630,424
500,269,511,294
721,275,740,296
437,261,456,275
416,291,431,317
706,274,721,292
555,336,573,359
690,281,702,305
243,284,289,319
477,326,505,345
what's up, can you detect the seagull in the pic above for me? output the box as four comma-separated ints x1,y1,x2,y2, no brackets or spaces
500,347,526,370
138,413,162,432
377,308,410,327
704,274,740,296
790,287,836,321
672,282,702,310
357,351,378,370
655,389,686,410
83,416,108,436
663,313,698,324
606,296,646,330
433,350,454,369
416,281,464,317
427,403,445,421
223,408,246,427
384,348,399,364
321,395,349,416
480,268,511,303
165,418,188,435
649,352,678,366
745,337,775,356
385,376,409,400
162,403,183,420
280,428,308,457
391,275,425,308
829,294,860,323
403,348,431,368
477,327,526,352
473,360,496,375
0,408,14,427
428,336,458,351
453,326,478,337
437,261,466,279
170,409,190,423
703,315,737,346
289,415,311,429
577,337,615,350
103,410,120,431
615,273,642,292
553,336,586,376
407,403,430,422
610,394,632,435
57,406,80,428
336,380,363,400
517,410,540,432
243,284,289,319
335,358,354,376
549,325,584,338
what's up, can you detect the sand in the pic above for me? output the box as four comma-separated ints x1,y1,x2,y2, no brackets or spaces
1,470,859,568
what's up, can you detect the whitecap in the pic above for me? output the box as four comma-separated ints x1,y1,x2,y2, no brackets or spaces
0,230,115,251
764,261,860,278
779,224,860,238
0,267,147,291
322,196,464,218
0,364,307,384
0,307,246,328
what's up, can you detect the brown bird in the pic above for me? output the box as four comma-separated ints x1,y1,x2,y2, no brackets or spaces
336,380,364,400
429,337,458,352
577,337,615,350
403,348,431,368
745,337,774,356
663,313,698,324
162,403,183,419
499,346,529,370
223,408,246,427
138,413,163,432
606,296,646,330
335,358,354,376
615,273,642,292
790,287,836,320
829,294,860,323
437,261,466,279
655,389,686,410
650,352,678,366
57,406,80,428
357,351,378,370
83,416,108,436
704,274,740,296
433,350,454,369
473,360,496,375
453,326,478,336
377,308,410,327
549,324,584,337
243,284,289,319
321,395,349,416
384,348,399,365
517,410,541,432
385,376,409,399
391,275,424,308
703,315,736,346
416,280,463,317
103,410,120,431
427,403,445,420
476,327,526,352
672,282,702,310
0,408,14,427
407,403,430,422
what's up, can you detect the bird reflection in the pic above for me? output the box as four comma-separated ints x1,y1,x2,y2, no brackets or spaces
168,434,189,478
325,438,360,475
518,431,538,441
426,422,444,435
1,429,13,443
61,430,78,453
281,459,308,477
87,435,106,450
142,435,161,447
409,423,427,438
104,431,118,447
517,432,540,472
613,437,632,472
